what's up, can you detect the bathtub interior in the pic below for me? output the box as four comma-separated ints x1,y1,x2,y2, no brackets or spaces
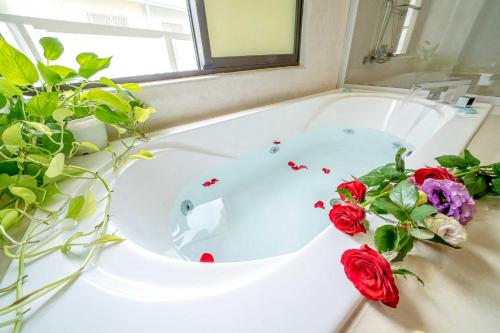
108,93,452,263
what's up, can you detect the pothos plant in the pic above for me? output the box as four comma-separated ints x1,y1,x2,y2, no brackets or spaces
329,147,500,308
0,36,155,331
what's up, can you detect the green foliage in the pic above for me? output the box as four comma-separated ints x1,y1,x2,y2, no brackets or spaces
39,37,64,61
392,268,424,286
435,155,469,168
374,225,398,252
0,37,39,86
0,37,156,330
336,187,354,203
389,180,418,212
359,163,406,188
409,204,436,223
395,147,406,171
463,149,480,167
372,198,407,221
78,54,112,78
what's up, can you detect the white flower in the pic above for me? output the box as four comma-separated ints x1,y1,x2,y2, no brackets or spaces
423,213,467,247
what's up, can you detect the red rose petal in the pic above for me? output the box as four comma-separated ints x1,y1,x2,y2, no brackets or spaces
199,253,214,263
322,168,331,174
314,200,325,209
202,178,219,187
288,161,308,171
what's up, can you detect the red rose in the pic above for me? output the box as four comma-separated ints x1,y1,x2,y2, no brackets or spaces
341,245,399,308
329,203,366,236
414,167,455,185
337,179,367,202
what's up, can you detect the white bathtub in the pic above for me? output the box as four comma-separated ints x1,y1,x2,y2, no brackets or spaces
1,90,491,333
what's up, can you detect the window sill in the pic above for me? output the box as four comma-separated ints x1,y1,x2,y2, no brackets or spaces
133,64,307,89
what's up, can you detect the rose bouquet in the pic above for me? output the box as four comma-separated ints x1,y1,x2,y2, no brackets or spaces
329,148,500,308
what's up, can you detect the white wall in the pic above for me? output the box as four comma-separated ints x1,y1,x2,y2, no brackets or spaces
136,0,350,132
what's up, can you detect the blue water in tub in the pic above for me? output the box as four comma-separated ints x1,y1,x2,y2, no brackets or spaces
169,127,413,262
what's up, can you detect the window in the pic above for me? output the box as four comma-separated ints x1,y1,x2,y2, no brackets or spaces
394,0,421,55
189,0,302,70
0,0,303,82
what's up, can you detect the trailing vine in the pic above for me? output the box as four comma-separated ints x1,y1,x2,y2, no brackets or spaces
0,36,155,331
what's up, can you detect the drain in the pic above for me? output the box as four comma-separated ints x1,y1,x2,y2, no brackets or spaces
330,198,343,206
343,128,355,134
269,146,280,154
181,200,194,216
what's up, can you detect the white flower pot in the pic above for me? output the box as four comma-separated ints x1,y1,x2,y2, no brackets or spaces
67,116,108,155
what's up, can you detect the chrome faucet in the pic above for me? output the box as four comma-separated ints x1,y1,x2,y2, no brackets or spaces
413,78,471,104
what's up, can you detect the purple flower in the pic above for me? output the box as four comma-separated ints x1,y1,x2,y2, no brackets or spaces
418,179,475,225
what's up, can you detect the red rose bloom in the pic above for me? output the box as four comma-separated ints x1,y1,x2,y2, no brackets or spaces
337,179,367,202
414,167,455,185
329,203,366,236
341,245,399,308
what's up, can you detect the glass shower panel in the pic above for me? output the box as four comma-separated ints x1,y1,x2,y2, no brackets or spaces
345,0,500,97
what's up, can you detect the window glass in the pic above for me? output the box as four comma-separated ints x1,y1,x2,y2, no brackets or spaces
0,0,198,78
203,0,297,57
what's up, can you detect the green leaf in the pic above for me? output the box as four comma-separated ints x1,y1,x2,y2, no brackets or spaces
392,235,413,262
96,234,125,244
76,52,97,65
492,163,500,177
9,186,36,205
0,79,23,98
0,174,12,190
392,268,424,286
1,210,19,230
45,153,65,178
2,123,23,145
48,65,77,81
23,121,53,136
94,104,129,124
133,106,156,123
435,155,468,168
0,37,39,86
463,173,488,197
11,175,37,189
7,99,25,122
78,56,112,79
463,149,480,166
26,91,59,117
78,191,96,221
79,141,100,152
389,180,418,211
374,225,398,253
99,77,121,91
66,192,96,221
39,37,64,61
395,147,406,171
491,178,500,195
87,89,131,113
53,108,74,124
40,125,75,157
371,197,407,221
409,204,436,222
336,188,354,203
410,228,435,240
128,150,153,160
0,93,6,109
359,164,405,187
37,61,62,86
121,83,142,91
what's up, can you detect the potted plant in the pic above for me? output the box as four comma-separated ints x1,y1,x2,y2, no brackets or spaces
0,36,155,331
